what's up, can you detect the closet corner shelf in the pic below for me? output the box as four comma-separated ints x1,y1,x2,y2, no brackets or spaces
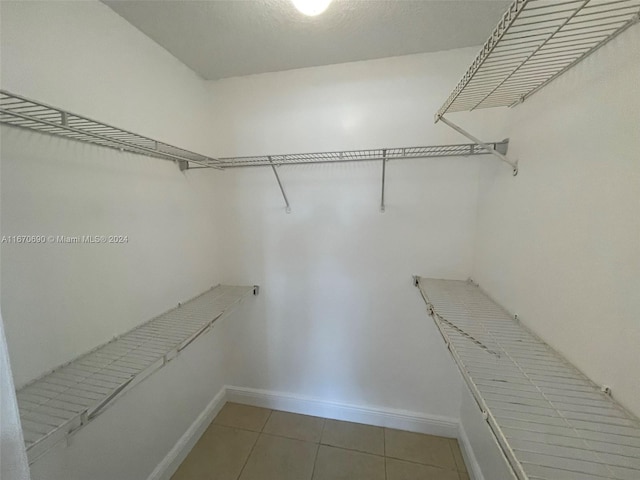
16,284,258,464
436,0,640,118
414,277,640,480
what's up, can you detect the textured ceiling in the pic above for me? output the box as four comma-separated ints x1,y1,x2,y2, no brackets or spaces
103,0,510,80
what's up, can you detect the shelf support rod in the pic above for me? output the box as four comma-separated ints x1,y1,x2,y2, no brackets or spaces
437,115,518,176
380,149,387,212
268,156,291,213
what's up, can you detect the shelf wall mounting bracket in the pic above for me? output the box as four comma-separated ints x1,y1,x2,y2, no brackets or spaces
437,115,517,176
268,156,291,213
380,149,387,213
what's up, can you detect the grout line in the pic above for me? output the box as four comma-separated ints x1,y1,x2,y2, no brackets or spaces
235,431,261,480
309,419,327,480
319,417,327,443
261,409,274,432
383,427,387,456
383,427,387,480
319,442,386,459
384,452,458,471
446,437,460,472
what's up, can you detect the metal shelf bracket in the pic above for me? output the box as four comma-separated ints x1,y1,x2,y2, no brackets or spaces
380,149,387,213
268,156,291,213
437,115,517,176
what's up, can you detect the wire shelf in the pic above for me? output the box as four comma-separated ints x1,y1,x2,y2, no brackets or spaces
1,90,509,171
16,284,256,464
0,90,223,169
416,278,640,480
437,0,640,117
214,142,508,168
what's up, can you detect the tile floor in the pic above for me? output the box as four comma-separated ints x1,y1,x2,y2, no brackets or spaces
172,402,470,480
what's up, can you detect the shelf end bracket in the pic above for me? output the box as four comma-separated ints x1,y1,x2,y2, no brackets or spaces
268,156,291,213
437,115,518,176
380,149,387,213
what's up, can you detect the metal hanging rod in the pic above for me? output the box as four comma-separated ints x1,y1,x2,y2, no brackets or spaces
0,90,224,170
436,0,640,118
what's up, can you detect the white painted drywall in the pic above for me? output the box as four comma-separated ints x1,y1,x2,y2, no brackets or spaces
0,2,225,479
206,50,508,421
0,0,219,388
472,26,640,416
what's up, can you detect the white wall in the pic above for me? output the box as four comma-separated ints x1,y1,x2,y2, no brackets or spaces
0,0,219,388
472,26,640,416
208,50,508,420
0,2,224,479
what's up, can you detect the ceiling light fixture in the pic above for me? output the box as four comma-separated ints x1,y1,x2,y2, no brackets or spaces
291,0,333,17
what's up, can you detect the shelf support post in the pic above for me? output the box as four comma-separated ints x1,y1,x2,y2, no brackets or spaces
380,149,387,213
268,156,291,213
437,115,518,175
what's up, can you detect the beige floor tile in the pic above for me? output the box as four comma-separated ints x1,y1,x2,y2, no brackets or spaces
238,434,317,480
171,424,258,480
321,419,384,455
385,429,456,470
263,410,325,443
213,402,272,432
312,445,385,480
449,438,468,472
458,473,470,480
386,458,459,480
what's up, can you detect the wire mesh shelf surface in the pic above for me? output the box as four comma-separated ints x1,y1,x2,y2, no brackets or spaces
215,142,507,168
16,284,255,464
437,0,640,117
416,278,640,480
1,90,509,171
0,90,223,169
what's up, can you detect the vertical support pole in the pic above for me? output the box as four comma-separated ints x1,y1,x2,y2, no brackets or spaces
60,111,68,126
380,149,387,213
269,156,291,213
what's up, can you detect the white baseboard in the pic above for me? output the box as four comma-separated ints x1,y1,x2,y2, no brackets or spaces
225,385,459,439
458,423,484,480
146,387,227,480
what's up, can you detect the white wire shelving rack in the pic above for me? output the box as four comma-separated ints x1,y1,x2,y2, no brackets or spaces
16,284,258,464
0,90,224,171
434,0,640,174
212,143,506,168
414,277,640,480
0,89,508,213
